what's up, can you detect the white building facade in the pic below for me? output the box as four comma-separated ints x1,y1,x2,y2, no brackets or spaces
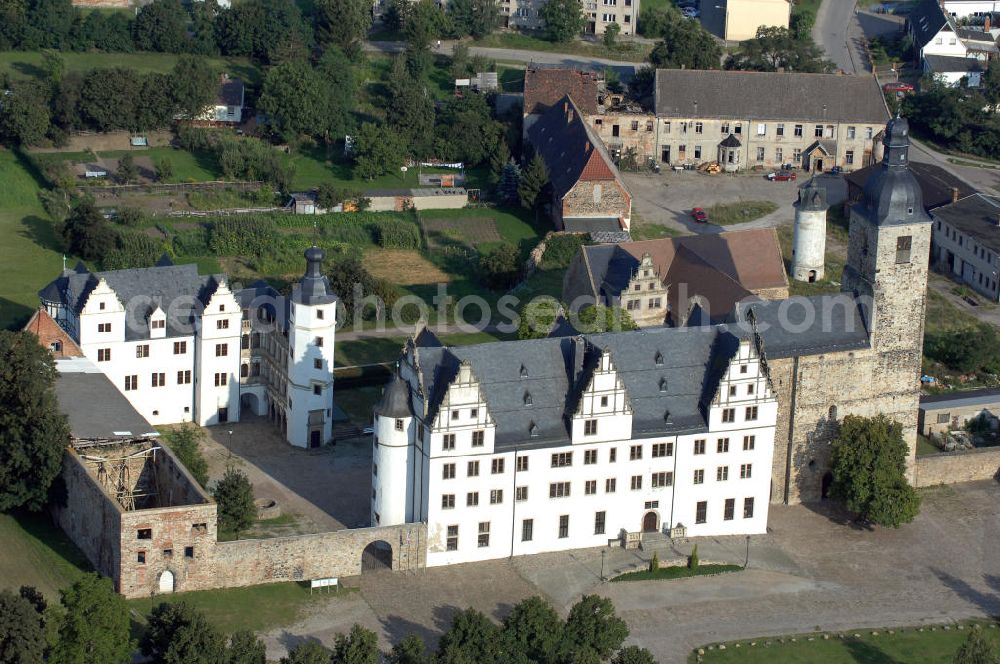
38,248,337,448
372,327,777,567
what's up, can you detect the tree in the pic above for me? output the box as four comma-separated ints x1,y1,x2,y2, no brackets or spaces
434,93,504,165
447,0,499,39
573,305,637,333
627,65,656,108
18,587,46,618
0,590,46,664
725,26,833,73
213,466,256,535
648,18,721,69
954,626,1000,664
50,573,133,664
480,243,520,290
687,543,699,569
561,595,629,661
925,324,1000,374
317,47,358,140
436,608,506,663
386,56,436,156
141,602,227,664
829,414,921,527
0,330,70,512
388,634,430,664
637,6,681,38
133,0,189,52
518,153,549,210
984,63,1000,110
612,646,657,664
162,425,209,487
332,625,379,664
214,0,310,64
0,79,51,146
496,160,521,206
227,630,266,664
80,67,142,132
517,298,560,340
503,596,564,662
280,642,332,664
155,156,174,182
258,61,330,143
602,22,620,49
41,48,65,83
353,122,407,180
170,56,218,120
63,200,116,262
117,154,139,184
404,0,449,50
539,0,585,42
315,0,371,54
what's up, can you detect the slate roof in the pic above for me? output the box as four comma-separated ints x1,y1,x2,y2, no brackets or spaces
955,26,995,43
39,264,225,341
845,160,974,211
924,54,987,74
734,293,871,358
375,374,414,418
410,325,740,447
55,358,158,441
567,229,787,321
527,95,627,200
930,193,1000,253
921,387,1000,408
653,70,890,124
564,217,624,234
523,66,599,116
910,0,950,49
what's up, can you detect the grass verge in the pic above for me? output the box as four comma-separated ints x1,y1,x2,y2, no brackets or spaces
472,33,650,62
612,564,741,582
0,511,92,599
693,620,1000,663
704,200,779,225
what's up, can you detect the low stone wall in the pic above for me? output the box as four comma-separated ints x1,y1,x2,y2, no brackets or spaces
207,523,427,591
914,446,1000,488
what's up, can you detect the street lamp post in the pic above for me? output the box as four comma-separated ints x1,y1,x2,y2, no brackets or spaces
601,549,607,582
744,535,751,569
227,430,233,459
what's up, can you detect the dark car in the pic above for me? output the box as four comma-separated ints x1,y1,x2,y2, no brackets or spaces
691,207,708,223
767,172,797,182
882,81,914,93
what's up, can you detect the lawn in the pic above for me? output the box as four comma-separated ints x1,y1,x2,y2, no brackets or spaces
776,225,846,297
705,200,779,226
0,50,260,83
916,434,941,456
0,149,63,330
613,564,741,582
0,511,92,599
694,621,1000,664
127,581,349,634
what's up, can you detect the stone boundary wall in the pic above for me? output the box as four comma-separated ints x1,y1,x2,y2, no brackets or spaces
207,523,427,591
914,446,1000,488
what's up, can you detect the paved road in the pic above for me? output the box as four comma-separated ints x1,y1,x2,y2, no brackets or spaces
813,0,865,73
364,40,643,80
261,481,1000,663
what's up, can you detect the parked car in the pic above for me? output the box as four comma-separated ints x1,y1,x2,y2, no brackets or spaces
829,165,843,175
681,6,700,17
767,172,797,182
882,81,914,93
691,207,708,223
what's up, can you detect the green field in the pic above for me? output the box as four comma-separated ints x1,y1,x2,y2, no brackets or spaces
0,149,63,330
0,511,92,599
474,33,652,63
695,622,1000,664
613,564,741,582
0,50,260,83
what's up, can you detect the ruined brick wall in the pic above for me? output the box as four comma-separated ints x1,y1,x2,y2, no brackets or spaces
586,113,657,160
752,286,790,301
118,502,218,598
561,180,630,226
52,450,123,582
913,447,1000,487
206,523,427,591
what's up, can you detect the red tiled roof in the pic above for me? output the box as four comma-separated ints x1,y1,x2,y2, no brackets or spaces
22,307,83,358
523,67,599,116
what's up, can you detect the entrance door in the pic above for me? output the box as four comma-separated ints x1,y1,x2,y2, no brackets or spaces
814,158,824,173
310,430,321,448
218,407,228,423
808,270,817,283
661,146,670,163
158,570,174,593
642,511,658,533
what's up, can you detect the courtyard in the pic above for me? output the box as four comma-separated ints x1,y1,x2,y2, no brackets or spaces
246,480,1000,663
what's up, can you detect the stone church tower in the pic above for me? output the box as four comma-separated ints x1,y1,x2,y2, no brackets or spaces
767,116,932,504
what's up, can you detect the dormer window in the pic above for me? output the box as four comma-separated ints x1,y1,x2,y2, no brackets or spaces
529,422,539,437
524,392,533,406
654,351,663,366
520,365,528,378
659,377,668,392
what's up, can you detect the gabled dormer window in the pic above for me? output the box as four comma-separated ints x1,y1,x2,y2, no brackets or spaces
659,377,668,392
520,365,528,378
529,421,539,437
524,392,533,406
654,351,663,367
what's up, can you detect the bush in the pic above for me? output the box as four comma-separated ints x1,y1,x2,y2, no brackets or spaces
540,233,588,269
210,216,278,257
648,552,659,573
371,217,421,249
480,243,520,290
688,544,699,570
162,425,209,487
925,324,1000,374
214,467,256,536
115,207,146,227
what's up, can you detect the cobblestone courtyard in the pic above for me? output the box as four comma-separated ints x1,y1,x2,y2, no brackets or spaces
259,481,1000,664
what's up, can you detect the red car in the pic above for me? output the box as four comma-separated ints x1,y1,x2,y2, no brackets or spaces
883,81,914,93
767,172,797,182
691,207,708,223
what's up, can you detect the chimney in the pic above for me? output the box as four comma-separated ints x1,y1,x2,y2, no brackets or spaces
952,187,960,203
567,108,575,123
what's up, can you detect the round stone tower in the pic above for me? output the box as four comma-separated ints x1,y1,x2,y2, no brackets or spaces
371,373,414,527
792,178,829,283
